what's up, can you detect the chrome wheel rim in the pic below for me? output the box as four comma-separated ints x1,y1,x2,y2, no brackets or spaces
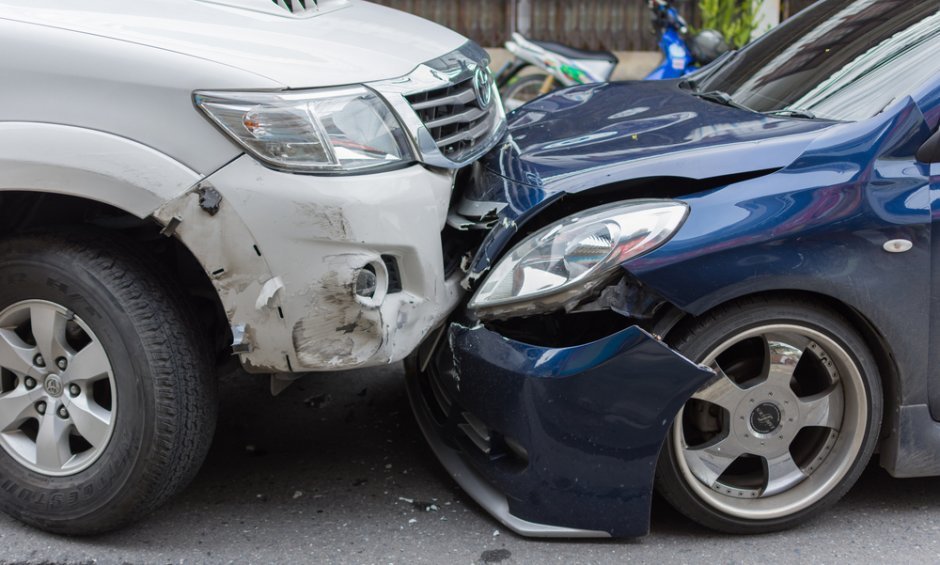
672,324,868,520
0,300,117,476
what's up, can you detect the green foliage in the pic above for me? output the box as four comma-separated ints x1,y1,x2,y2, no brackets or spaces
699,0,762,49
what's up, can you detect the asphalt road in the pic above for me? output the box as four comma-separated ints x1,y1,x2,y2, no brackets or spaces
1,365,939,565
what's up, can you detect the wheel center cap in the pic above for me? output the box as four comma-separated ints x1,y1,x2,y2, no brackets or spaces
750,402,781,434
43,375,63,398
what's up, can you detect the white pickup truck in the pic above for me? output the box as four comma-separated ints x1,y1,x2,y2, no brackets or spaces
0,0,504,534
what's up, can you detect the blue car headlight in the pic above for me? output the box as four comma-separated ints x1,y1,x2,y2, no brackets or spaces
469,200,689,319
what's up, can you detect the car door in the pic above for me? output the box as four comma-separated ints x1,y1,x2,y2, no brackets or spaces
919,81,940,418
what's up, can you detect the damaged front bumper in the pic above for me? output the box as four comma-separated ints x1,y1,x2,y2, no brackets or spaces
155,155,467,373
405,321,713,538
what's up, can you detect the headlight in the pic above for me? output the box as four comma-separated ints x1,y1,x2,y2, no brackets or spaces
194,87,415,174
469,200,689,318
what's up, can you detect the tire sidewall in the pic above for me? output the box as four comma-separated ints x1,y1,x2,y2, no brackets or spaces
0,254,155,525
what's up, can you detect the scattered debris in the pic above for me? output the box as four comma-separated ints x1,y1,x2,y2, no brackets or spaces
305,393,332,408
396,496,439,512
492,529,500,537
408,518,418,524
415,501,439,512
481,549,512,564
292,491,304,500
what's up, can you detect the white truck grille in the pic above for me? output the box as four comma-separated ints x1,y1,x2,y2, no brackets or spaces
405,69,500,164
373,42,506,169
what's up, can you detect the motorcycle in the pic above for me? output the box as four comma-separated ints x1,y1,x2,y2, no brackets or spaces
496,0,729,110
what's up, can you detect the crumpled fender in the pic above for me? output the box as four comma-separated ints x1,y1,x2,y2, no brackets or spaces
410,322,714,538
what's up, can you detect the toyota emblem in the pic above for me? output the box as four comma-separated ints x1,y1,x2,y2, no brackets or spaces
473,66,494,108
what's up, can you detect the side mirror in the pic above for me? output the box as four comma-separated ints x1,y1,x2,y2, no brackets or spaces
918,128,940,163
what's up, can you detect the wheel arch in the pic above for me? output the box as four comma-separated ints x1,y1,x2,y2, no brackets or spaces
0,190,231,360
0,122,203,218
653,289,900,447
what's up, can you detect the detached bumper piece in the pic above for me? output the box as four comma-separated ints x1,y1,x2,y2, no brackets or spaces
406,323,713,538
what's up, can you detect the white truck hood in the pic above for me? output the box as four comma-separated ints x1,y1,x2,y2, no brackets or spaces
0,0,468,87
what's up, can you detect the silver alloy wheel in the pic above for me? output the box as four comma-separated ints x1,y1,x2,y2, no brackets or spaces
672,324,868,520
0,300,117,476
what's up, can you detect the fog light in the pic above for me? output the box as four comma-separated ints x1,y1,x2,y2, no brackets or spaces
355,266,378,299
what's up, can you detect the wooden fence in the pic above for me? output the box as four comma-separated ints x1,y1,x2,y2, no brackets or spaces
372,0,816,50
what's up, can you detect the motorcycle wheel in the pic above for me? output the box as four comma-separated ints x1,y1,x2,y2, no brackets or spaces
501,74,552,112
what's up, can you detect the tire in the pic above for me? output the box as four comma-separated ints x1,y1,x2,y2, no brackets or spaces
0,232,217,535
501,74,551,112
655,297,882,534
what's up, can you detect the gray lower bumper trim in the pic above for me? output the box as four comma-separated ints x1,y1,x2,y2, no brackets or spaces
407,377,610,539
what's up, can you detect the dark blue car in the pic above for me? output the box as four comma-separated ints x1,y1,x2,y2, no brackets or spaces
407,0,940,538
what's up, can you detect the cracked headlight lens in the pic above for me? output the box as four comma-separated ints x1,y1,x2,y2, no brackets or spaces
469,200,689,318
195,86,415,174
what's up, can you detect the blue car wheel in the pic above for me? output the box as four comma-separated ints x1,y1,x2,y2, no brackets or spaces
656,297,882,534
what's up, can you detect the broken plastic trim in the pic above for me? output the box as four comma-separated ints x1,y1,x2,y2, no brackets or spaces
406,323,715,537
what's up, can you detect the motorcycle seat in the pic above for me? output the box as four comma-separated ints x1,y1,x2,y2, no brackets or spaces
530,40,619,65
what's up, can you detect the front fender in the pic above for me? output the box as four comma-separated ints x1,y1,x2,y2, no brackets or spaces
0,122,201,217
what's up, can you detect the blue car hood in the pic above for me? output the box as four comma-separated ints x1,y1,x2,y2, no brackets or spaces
460,80,838,279
469,80,836,214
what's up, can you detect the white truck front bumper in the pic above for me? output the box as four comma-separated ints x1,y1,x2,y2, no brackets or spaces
155,156,464,373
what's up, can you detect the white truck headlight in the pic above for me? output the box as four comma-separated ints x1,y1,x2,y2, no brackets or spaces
195,87,415,174
469,200,689,318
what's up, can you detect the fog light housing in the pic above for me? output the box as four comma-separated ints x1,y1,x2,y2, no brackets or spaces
355,266,378,299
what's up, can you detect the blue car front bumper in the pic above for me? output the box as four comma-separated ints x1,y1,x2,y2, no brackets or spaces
405,322,713,538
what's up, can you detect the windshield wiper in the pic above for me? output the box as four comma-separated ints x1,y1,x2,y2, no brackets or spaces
678,78,700,92
764,108,817,120
691,90,754,113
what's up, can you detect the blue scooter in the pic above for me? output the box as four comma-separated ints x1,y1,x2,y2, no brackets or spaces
496,0,728,110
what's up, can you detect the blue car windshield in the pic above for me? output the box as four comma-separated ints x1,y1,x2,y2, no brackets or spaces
699,0,940,121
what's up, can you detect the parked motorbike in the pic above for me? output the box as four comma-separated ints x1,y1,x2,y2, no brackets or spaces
496,0,729,110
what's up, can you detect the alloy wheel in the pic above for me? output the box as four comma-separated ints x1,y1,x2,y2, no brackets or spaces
0,300,117,476
672,324,868,519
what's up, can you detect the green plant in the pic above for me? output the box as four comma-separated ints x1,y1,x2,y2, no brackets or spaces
699,0,762,49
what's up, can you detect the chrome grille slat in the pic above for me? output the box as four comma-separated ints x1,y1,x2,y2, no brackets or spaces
410,86,476,111
434,111,495,148
404,60,502,164
424,105,488,130
373,42,506,168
